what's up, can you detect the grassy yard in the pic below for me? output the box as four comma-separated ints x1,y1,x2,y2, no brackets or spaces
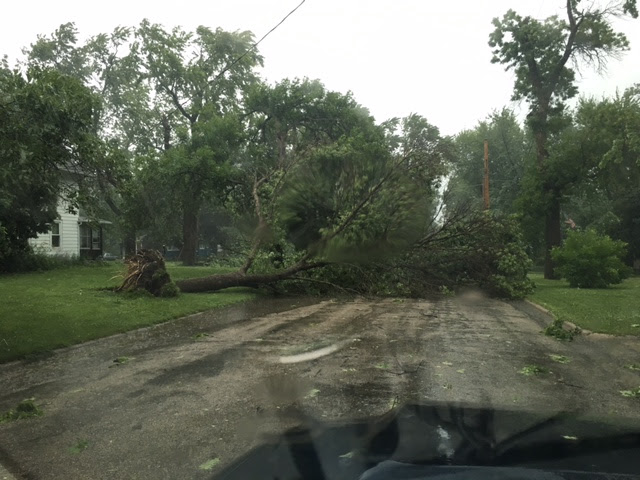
0,263,257,363
528,273,640,335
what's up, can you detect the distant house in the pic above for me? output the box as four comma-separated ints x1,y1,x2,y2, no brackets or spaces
28,170,111,259
29,200,110,259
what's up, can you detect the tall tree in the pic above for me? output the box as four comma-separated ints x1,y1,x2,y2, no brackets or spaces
489,0,638,278
135,21,262,264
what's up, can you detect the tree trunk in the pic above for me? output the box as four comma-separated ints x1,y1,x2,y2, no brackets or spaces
534,130,547,169
176,262,326,293
544,196,562,279
162,114,171,151
532,109,562,280
123,230,136,257
180,208,199,266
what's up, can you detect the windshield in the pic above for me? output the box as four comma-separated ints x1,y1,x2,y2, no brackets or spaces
1,1,640,479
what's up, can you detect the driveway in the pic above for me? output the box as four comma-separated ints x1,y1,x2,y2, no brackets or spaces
1,293,640,479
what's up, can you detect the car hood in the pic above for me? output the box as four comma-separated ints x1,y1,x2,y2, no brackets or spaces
212,402,640,480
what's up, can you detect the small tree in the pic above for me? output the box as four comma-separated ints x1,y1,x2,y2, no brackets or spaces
551,229,631,288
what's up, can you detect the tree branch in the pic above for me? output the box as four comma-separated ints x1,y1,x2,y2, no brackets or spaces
239,176,268,274
554,0,584,81
160,81,196,124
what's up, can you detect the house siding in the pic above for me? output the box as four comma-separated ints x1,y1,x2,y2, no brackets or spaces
60,209,80,255
28,201,80,257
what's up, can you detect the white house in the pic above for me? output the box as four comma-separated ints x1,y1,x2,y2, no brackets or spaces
29,198,110,260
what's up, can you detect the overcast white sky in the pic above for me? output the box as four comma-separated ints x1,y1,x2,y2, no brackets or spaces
3,0,639,135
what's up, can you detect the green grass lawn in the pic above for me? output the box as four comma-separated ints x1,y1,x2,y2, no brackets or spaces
0,263,257,363
528,273,640,335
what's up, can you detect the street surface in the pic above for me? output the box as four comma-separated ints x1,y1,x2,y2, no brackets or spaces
2,293,640,479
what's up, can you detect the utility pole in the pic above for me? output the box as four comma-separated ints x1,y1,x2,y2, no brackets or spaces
483,139,490,210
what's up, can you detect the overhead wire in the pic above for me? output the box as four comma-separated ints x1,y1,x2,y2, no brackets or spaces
212,0,307,83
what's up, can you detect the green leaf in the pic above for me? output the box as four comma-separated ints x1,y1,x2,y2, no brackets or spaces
69,439,89,454
620,387,640,398
305,388,320,399
519,365,550,376
199,458,221,470
549,354,570,364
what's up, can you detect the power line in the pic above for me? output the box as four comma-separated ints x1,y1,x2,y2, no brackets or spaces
213,0,307,82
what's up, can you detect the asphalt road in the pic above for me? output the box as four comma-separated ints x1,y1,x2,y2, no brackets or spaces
1,293,640,479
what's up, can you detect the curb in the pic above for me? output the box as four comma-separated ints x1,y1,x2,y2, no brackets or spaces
523,299,553,317
523,299,590,335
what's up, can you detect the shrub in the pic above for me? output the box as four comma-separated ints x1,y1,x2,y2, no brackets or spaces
0,241,85,274
551,229,632,288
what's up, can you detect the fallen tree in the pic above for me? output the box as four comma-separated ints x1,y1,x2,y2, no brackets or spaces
175,261,326,292
116,249,178,297
170,82,449,294
123,81,532,299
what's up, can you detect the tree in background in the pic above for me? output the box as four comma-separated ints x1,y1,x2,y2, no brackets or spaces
22,22,263,263
447,108,530,214
565,86,640,265
23,23,151,254
489,0,638,278
134,21,262,264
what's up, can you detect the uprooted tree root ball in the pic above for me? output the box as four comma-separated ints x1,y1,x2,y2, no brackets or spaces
116,250,179,297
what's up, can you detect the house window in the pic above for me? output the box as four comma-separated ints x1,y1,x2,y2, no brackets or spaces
51,223,61,248
80,224,101,250
92,228,101,249
80,224,91,249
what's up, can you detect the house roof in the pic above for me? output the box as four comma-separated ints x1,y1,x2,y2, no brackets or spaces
78,217,112,225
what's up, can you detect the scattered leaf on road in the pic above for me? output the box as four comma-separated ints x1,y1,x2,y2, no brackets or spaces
625,364,640,371
620,387,640,398
69,439,89,454
442,361,453,366
305,388,320,399
519,365,550,376
109,356,131,367
456,369,465,374
549,354,570,364
199,458,220,470
1,398,43,423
